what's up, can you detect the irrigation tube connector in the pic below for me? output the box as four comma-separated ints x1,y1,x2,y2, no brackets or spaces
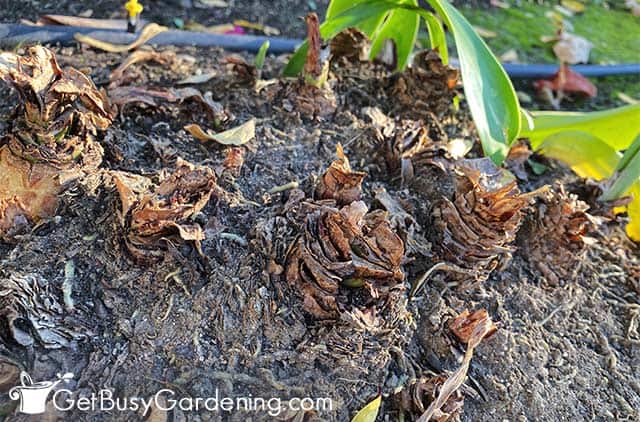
1,23,639,79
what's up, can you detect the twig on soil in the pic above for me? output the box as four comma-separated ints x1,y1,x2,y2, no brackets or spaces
268,181,299,194
220,232,248,246
410,262,478,297
537,300,576,327
160,294,175,322
62,260,75,312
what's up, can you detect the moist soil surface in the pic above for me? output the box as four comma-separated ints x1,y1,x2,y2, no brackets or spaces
1,4,640,422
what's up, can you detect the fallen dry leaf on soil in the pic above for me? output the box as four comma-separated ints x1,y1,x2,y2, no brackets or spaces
523,183,600,285
109,49,175,85
534,64,597,99
315,144,366,205
74,23,167,53
113,158,218,261
433,158,544,284
449,309,498,344
108,86,226,121
185,119,255,146
416,313,496,421
395,375,465,422
0,46,113,238
553,31,593,64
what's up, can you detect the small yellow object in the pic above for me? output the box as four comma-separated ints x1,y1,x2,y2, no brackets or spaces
125,0,143,17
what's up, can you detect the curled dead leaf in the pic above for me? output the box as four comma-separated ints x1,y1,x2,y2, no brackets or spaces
315,144,367,205
113,158,218,261
185,119,255,146
285,147,405,319
433,158,545,284
109,49,176,86
329,28,371,63
395,375,465,422
74,23,167,53
416,314,496,422
449,309,498,344
534,64,597,99
362,107,452,184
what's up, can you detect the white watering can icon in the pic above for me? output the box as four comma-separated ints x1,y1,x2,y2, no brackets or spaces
8,371,74,415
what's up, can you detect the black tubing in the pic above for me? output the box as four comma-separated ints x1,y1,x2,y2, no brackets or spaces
1,23,639,79
0,23,300,54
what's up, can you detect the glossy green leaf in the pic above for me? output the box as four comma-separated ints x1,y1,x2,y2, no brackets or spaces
351,395,382,422
326,0,388,35
538,130,640,241
521,104,640,150
425,0,521,164
369,0,420,71
601,134,640,201
423,12,448,64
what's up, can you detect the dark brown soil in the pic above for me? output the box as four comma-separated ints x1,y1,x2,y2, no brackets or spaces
0,4,639,422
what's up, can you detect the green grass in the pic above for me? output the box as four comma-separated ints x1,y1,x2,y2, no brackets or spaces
459,1,640,109
460,2,640,64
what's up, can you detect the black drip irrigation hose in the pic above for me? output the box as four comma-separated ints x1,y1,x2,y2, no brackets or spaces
2,23,640,79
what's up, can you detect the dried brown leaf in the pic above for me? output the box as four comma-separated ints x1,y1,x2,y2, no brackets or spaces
113,158,218,261
285,201,405,319
522,183,600,285
185,119,255,146
74,23,167,53
449,309,498,344
315,144,367,206
109,49,175,85
417,314,496,422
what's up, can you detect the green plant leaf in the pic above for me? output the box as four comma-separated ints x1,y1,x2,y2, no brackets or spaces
283,1,398,76
424,0,521,164
369,0,420,71
351,395,382,422
601,134,640,201
537,130,640,241
326,0,388,35
520,104,640,150
287,0,522,166
255,40,270,71
423,12,448,64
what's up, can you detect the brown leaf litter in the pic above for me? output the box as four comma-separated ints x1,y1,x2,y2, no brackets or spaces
285,146,405,320
433,158,546,285
0,46,113,238
521,183,600,285
315,143,367,205
394,310,497,421
113,158,219,262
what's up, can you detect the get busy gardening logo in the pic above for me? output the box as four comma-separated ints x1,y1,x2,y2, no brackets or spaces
8,371,333,417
